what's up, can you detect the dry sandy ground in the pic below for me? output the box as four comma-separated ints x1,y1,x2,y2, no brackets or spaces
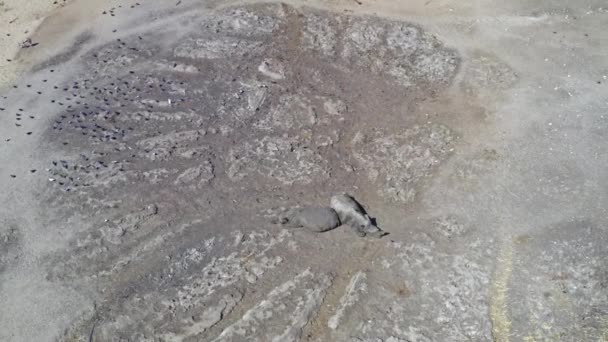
0,0,70,86
1,0,607,341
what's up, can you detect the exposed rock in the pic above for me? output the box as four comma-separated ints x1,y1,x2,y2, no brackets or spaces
213,269,332,342
328,271,367,330
174,161,215,186
302,13,339,56
255,94,316,130
61,230,293,341
258,59,286,80
35,4,474,342
136,130,206,150
353,124,454,203
433,216,466,238
227,134,329,185
174,37,263,60
164,292,243,341
350,235,494,341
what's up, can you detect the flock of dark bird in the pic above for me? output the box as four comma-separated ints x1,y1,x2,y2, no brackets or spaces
2,13,198,197
1,1,153,182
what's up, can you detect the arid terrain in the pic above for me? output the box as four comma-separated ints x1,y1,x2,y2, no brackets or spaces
0,0,607,341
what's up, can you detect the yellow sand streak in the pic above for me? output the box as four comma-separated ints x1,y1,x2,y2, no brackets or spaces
490,238,513,342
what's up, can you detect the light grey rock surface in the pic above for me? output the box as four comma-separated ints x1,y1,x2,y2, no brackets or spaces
0,1,606,341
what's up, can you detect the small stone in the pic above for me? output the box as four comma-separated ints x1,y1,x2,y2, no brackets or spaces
146,204,158,215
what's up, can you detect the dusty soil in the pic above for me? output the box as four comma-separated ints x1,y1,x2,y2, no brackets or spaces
1,0,607,341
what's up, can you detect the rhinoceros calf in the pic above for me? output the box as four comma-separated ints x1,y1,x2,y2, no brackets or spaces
274,206,341,232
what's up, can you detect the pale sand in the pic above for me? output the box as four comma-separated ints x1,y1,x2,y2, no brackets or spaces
0,0,68,87
0,0,120,89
